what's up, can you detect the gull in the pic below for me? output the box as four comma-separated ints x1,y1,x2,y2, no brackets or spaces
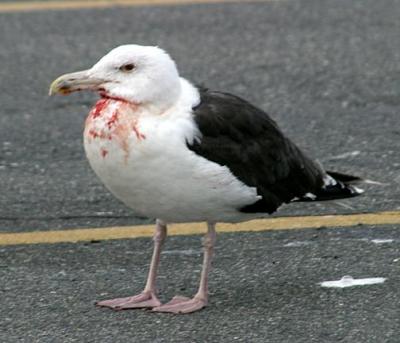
49,45,363,314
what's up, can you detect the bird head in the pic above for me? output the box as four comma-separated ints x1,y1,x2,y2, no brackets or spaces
49,45,182,113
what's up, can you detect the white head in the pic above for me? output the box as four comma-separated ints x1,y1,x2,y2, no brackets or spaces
50,45,182,113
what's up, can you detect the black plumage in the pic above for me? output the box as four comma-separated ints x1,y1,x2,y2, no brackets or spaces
188,88,361,214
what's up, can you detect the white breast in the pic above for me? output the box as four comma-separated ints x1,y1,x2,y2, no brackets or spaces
83,80,260,223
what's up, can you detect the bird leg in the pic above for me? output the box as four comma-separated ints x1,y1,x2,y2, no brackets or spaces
153,222,216,314
96,219,167,310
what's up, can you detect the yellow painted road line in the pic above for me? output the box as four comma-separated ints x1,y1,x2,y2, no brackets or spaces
1,211,399,246
0,0,272,13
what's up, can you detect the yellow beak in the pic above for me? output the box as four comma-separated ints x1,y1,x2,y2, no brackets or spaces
49,69,105,96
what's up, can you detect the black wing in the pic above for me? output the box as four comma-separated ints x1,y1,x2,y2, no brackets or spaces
188,88,325,214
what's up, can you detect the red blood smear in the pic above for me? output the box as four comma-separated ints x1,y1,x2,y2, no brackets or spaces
132,123,146,140
100,92,136,105
100,148,108,158
88,129,110,140
88,129,99,138
107,111,119,129
91,98,110,118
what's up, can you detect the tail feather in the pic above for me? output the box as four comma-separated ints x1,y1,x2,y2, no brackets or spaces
326,170,363,184
294,171,364,202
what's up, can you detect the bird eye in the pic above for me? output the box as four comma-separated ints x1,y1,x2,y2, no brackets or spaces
119,63,135,72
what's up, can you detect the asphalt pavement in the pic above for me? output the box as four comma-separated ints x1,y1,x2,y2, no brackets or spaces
2,225,400,343
0,0,400,342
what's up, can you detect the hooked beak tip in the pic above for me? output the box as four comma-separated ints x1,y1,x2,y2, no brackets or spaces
48,75,74,96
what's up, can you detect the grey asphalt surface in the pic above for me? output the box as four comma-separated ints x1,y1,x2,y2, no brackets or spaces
2,226,400,343
0,0,400,342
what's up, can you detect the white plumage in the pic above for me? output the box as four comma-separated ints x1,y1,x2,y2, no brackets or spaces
84,77,259,223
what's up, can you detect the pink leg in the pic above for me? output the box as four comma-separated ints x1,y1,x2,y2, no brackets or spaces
96,219,167,310
153,222,216,314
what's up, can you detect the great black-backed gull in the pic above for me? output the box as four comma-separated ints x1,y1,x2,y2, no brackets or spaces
49,45,363,314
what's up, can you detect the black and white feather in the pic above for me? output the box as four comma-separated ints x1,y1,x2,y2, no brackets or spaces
189,88,363,214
